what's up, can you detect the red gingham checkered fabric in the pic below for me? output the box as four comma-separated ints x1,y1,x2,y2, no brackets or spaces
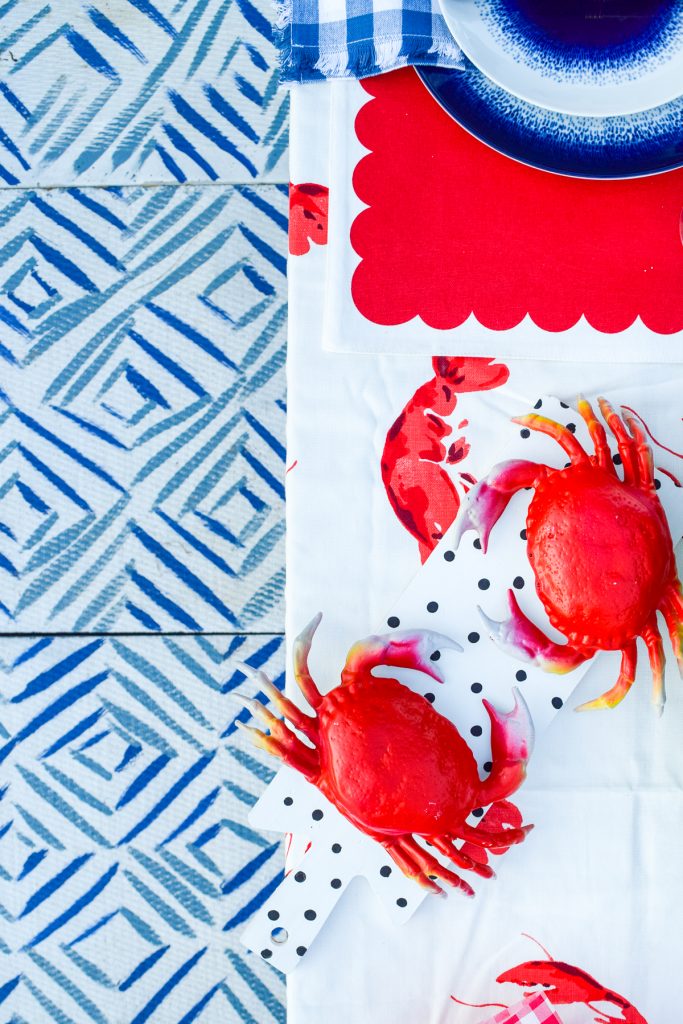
478,992,564,1024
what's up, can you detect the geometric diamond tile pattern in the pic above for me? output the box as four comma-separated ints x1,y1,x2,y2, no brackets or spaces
0,0,288,1015
0,184,287,632
0,0,288,186
0,633,286,1021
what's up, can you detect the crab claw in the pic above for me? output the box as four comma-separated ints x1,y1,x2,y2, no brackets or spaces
233,661,271,691
454,460,544,553
479,591,586,675
342,630,462,685
478,688,534,805
293,613,324,710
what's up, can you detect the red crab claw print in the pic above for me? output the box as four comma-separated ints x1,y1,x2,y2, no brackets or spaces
382,356,509,562
236,614,534,897
458,397,683,714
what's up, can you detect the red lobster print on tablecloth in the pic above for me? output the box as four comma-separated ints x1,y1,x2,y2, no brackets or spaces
236,614,534,896
382,356,509,562
454,935,648,1024
289,183,329,256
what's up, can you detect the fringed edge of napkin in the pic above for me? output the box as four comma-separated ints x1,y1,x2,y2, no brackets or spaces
274,0,466,83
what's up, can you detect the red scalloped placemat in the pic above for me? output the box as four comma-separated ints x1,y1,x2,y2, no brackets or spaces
351,69,683,336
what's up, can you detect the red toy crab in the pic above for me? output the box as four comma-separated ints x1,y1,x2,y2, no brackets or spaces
236,614,534,896
457,397,683,713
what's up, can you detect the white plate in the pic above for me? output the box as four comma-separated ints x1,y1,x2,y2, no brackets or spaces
439,0,683,116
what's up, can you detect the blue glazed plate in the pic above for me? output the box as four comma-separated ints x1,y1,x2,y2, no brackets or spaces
417,60,683,180
439,0,683,116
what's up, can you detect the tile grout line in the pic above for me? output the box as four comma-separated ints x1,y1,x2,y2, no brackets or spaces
0,631,285,638
0,181,290,191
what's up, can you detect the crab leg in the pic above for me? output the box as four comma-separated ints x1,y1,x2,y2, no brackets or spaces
455,460,551,553
293,613,324,710
428,835,495,880
381,839,438,894
643,618,666,715
480,590,587,674
660,584,683,677
236,716,320,780
512,413,590,465
380,838,445,896
390,834,476,897
477,688,534,805
575,641,638,712
234,661,318,743
342,630,462,686
622,409,656,492
456,820,534,849
597,397,640,486
577,396,616,473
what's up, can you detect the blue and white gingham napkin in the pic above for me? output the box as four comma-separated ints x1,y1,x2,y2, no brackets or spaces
276,0,466,82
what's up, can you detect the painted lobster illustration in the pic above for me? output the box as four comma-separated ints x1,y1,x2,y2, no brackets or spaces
453,934,648,1023
236,614,534,896
289,183,329,256
382,356,509,562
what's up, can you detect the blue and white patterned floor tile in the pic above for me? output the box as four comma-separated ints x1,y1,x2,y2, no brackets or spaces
0,0,290,1016
0,0,288,186
0,632,286,1022
0,183,287,633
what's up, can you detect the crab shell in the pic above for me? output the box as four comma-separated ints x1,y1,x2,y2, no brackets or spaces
237,615,534,896
529,462,674,649
318,675,483,837
458,397,683,713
